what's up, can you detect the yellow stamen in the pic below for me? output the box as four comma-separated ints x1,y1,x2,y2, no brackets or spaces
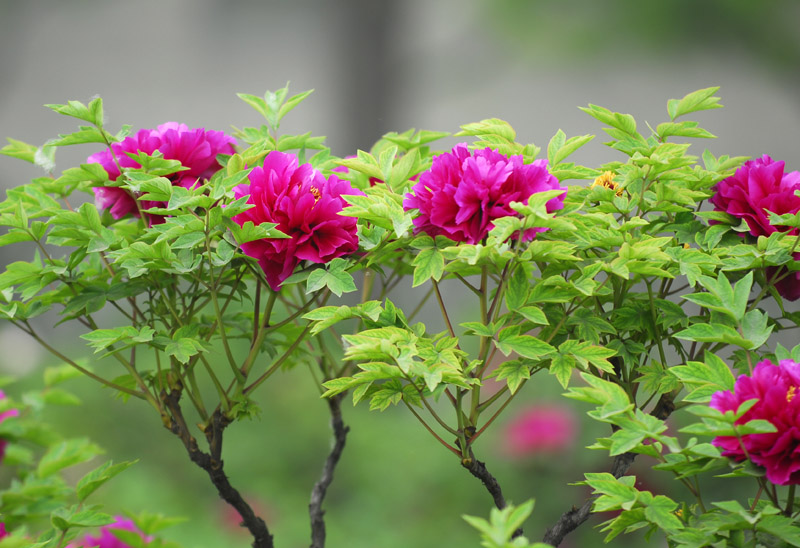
310,186,321,202
787,386,797,403
590,171,622,196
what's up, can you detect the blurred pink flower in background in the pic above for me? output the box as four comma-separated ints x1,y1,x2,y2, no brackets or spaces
502,404,578,457
0,389,19,463
89,122,236,224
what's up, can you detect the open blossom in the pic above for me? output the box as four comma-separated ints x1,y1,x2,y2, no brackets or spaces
710,155,800,301
70,517,150,548
0,389,19,463
502,404,577,457
711,359,800,485
232,151,361,291
403,144,566,244
89,123,236,224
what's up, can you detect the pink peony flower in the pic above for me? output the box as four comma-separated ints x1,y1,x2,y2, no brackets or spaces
710,155,800,300
0,522,7,539
232,151,362,291
89,123,236,225
503,404,577,457
403,144,566,244
0,389,19,463
710,155,800,238
70,516,150,548
711,359,800,485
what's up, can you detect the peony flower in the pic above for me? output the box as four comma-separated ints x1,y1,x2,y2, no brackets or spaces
710,359,800,485
710,155,800,300
710,155,800,238
67,516,150,548
89,123,236,225
502,404,577,457
0,522,7,539
403,144,566,244
0,389,19,463
231,151,361,291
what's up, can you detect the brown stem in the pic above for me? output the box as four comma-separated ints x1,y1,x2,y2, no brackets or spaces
163,389,274,548
309,394,350,548
541,392,677,547
462,457,523,539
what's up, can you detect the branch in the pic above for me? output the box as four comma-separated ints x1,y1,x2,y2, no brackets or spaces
541,392,677,547
462,457,523,538
163,389,274,548
309,394,350,548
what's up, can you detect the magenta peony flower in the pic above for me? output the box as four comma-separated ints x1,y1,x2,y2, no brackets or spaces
710,155,800,238
0,389,19,463
503,404,577,457
710,155,800,300
231,151,361,291
70,516,150,548
0,522,7,539
403,144,566,244
89,123,236,224
711,359,800,485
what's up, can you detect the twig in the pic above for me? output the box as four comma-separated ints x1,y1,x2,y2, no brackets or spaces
462,457,523,538
309,394,350,548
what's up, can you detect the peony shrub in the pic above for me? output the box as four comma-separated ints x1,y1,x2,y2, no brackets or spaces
0,86,799,548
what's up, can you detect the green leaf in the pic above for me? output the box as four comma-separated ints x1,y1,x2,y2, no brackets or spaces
496,335,555,360
674,322,751,349
504,266,529,311
549,353,575,388
671,352,735,403
492,359,532,394
643,495,683,533
412,247,444,287
76,460,137,501
306,258,357,297
38,438,104,477
667,87,723,120
757,515,800,547
80,326,155,353
51,507,115,530
45,98,104,126
1,138,38,164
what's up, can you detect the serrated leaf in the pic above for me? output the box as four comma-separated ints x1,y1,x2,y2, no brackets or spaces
76,460,137,501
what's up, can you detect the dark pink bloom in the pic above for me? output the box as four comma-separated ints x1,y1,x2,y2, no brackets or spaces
0,389,19,463
0,522,7,539
711,155,800,238
89,123,236,224
711,359,800,485
403,144,566,244
70,516,150,548
710,155,800,300
503,404,577,457
232,151,361,291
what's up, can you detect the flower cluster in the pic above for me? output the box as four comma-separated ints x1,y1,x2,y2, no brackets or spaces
89,123,236,224
232,151,361,290
711,359,800,485
711,155,800,300
403,144,566,244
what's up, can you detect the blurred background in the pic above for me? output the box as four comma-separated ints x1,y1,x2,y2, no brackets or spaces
1,1,799,546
